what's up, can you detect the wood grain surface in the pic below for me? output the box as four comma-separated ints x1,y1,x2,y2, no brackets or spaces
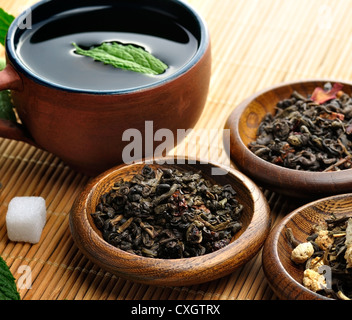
1,0,352,300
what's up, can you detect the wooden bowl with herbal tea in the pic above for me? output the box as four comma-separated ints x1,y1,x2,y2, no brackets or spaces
225,80,352,198
262,193,352,300
69,158,271,286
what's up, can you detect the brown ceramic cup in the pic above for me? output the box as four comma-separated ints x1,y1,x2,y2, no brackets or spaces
0,0,211,176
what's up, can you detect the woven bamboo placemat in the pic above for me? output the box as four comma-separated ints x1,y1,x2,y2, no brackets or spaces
0,0,351,300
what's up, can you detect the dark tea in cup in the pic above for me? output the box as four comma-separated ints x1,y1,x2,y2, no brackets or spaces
16,4,199,91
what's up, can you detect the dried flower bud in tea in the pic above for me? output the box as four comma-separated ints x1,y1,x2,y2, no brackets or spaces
287,216,352,300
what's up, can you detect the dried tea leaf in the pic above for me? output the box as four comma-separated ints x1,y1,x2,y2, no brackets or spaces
319,111,345,121
72,42,168,75
311,82,344,104
0,256,20,300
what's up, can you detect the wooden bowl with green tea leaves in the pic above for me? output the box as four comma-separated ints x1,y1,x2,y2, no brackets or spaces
262,193,352,300
225,80,352,198
69,157,271,286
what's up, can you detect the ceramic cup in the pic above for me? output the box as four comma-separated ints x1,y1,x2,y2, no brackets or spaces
0,0,211,176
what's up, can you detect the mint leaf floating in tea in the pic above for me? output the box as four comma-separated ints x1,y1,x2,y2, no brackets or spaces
0,8,15,46
72,42,168,75
0,256,20,300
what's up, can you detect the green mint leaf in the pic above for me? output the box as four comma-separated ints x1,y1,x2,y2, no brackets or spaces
0,90,16,122
0,256,20,300
0,8,15,46
72,42,168,75
0,57,5,70
0,10,16,122
0,58,16,122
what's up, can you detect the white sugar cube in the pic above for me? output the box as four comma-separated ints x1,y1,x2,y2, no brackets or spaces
6,196,47,244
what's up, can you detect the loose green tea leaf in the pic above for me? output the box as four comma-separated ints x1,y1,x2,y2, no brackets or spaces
0,8,15,46
0,256,20,300
72,42,168,75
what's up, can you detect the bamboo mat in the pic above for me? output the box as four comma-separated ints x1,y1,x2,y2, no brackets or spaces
0,0,351,300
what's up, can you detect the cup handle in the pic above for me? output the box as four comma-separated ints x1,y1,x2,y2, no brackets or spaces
0,63,23,91
0,119,38,146
0,64,38,147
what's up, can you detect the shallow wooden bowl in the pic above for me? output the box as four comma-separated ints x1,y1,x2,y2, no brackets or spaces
262,193,352,300
225,80,352,198
69,158,271,286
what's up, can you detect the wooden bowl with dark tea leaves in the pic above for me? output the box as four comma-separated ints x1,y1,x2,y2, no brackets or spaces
69,158,271,286
225,80,352,198
262,193,352,300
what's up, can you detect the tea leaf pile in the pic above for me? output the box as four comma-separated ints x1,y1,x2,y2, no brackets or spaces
91,165,243,259
249,83,352,171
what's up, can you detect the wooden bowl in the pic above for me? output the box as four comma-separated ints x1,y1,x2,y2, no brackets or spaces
69,158,271,286
262,193,352,300
225,80,352,198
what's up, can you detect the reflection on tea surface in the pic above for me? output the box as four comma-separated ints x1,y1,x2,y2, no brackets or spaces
16,6,198,91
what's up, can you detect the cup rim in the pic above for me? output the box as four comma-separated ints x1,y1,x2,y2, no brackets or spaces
6,0,209,95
